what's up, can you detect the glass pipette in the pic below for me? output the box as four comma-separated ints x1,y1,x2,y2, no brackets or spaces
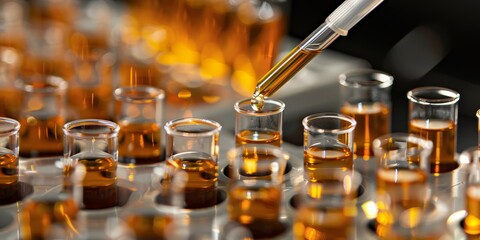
251,0,384,110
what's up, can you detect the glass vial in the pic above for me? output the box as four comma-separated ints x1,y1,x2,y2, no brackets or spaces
0,117,20,204
62,119,119,210
372,133,433,238
114,86,165,165
16,76,67,158
302,113,356,181
163,117,222,209
407,86,460,173
339,68,393,160
234,98,284,148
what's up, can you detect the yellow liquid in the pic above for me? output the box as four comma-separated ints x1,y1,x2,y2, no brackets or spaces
19,116,64,158
340,103,390,159
294,205,354,240
228,183,281,224
118,121,162,165
0,153,18,185
465,184,480,236
64,156,117,209
235,129,282,147
304,144,353,182
166,153,218,209
124,211,173,240
409,119,457,173
375,167,428,237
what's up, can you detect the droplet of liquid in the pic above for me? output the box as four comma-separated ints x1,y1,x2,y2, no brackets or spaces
251,94,264,111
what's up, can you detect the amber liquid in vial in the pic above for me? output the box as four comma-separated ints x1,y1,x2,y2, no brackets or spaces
304,144,353,182
21,192,78,240
118,121,162,165
64,156,117,209
0,153,18,185
294,204,354,240
251,46,321,111
228,182,283,238
0,152,19,203
124,211,173,240
375,167,428,235
409,119,458,173
167,152,218,209
235,129,282,147
340,102,390,159
19,116,64,158
465,184,480,236
235,150,282,178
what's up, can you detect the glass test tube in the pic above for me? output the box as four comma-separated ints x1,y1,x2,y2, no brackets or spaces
372,133,433,238
407,86,460,174
0,117,20,204
234,98,284,147
163,117,222,209
293,169,362,240
63,119,119,210
114,86,165,165
16,76,67,158
339,69,393,160
302,113,356,181
226,144,288,239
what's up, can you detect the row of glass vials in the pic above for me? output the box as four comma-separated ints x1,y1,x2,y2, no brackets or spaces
0,67,478,239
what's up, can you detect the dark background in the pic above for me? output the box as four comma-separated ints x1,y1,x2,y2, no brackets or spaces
283,0,480,152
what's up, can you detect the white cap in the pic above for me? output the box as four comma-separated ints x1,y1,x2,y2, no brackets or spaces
326,0,383,36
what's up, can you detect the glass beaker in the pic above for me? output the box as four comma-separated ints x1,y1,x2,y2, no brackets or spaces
372,133,433,238
16,75,67,158
339,68,393,160
114,86,165,165
302,113,356,181
234,98,284,148
407,86,460,174
226,144,289,239
163,117,222,209
0,117,20,204
293,169,362,240
62,119,119,210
